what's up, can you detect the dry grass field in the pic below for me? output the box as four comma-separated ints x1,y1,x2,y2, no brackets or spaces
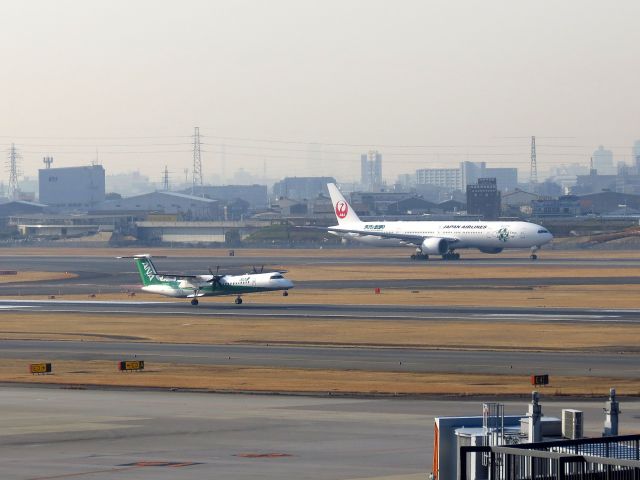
0,271,74,284
2,358,638,396
1,312,639,352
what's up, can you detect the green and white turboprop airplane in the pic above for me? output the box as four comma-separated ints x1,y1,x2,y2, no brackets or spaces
119,254,294,306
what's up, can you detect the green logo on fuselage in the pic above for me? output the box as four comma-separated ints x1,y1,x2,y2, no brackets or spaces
497,227,510,242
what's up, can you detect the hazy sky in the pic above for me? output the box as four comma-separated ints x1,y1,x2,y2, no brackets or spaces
2,0,639,184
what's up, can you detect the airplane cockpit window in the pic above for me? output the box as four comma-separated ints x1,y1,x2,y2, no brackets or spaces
537,229,549,234
270,274,284,279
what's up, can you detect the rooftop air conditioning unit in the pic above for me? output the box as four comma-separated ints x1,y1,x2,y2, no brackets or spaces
562,409,583,440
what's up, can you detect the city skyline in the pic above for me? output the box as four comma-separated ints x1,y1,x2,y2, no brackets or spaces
2,0,640,182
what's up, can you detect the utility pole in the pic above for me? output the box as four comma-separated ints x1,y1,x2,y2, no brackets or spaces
530,136,538,185
7,143,20,200
192,126,203,195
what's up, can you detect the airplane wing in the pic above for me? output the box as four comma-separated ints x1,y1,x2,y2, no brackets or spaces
157,273,200,279
327,226,459,245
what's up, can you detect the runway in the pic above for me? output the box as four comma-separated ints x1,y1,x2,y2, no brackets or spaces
0,299,639,323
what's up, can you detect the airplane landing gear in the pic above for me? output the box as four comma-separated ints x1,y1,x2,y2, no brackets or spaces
410,249,429,260
282,291,289,297
190,298,199,306
530,246,539,260
235,296,243,305
442,251,460,260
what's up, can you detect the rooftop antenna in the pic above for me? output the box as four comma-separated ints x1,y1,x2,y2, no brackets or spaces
192,126,203,195
7,143,21,200
43,156,54,169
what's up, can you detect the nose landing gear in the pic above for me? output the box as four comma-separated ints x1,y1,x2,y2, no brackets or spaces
282,291,289,297
234,296,243,305
530,246,539,260
190,298,199,306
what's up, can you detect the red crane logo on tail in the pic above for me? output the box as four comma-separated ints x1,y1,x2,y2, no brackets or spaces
335,201,348,219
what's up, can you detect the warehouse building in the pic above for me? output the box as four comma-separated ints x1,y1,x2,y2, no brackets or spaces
39,165,105,210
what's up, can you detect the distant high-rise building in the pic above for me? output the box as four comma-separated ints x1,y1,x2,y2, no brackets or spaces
360,151,382,191
633,140,640,172
416,168,462,190
593,145,615,175
466,178,501,220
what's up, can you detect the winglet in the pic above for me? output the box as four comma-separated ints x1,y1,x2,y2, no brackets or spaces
327,183,362,226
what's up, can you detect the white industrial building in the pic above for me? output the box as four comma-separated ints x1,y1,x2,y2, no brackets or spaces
416,168,463,190
94,191,220,220
39,165,105,210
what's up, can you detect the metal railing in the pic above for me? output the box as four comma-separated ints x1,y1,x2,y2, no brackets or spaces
460,435,640,480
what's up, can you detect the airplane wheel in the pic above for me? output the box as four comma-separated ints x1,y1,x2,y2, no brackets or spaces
190,298,199,306
530,254,538,260
283,291,289,297
410,255,416,260
454,253,460,260
235,297,243,305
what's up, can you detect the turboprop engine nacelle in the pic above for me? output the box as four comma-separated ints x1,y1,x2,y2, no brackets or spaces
479,247,504,254
421,238,449,255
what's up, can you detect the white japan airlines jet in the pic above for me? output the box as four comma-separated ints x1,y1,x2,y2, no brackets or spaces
326,183,553,260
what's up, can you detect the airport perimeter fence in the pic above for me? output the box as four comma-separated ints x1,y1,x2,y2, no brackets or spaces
460,434,640,480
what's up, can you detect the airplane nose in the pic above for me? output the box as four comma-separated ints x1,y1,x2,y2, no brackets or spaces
284,280,294,289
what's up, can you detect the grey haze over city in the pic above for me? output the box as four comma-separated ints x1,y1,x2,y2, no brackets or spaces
2,0,640,192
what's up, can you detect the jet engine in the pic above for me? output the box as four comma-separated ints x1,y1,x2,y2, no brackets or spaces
479,247,503,254
420,238,449,255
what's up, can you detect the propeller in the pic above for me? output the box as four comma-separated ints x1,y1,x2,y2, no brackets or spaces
208,266,223,287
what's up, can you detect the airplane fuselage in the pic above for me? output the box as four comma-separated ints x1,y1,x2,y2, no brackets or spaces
330,220,553,251
141,272,294,298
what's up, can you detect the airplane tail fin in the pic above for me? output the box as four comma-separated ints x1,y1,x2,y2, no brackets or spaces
131,255,163,286
327,183,362,226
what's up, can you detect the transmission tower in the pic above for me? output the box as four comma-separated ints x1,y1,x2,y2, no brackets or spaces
7,144,21,200
43,156,54,169
162,165,170,191
192,126,203,195
530,136,538,184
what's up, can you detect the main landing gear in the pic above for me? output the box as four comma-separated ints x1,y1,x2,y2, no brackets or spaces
442,251,460,261
190,298,199,306
410,248,429,261
283,291,289,297
235,296,243,305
